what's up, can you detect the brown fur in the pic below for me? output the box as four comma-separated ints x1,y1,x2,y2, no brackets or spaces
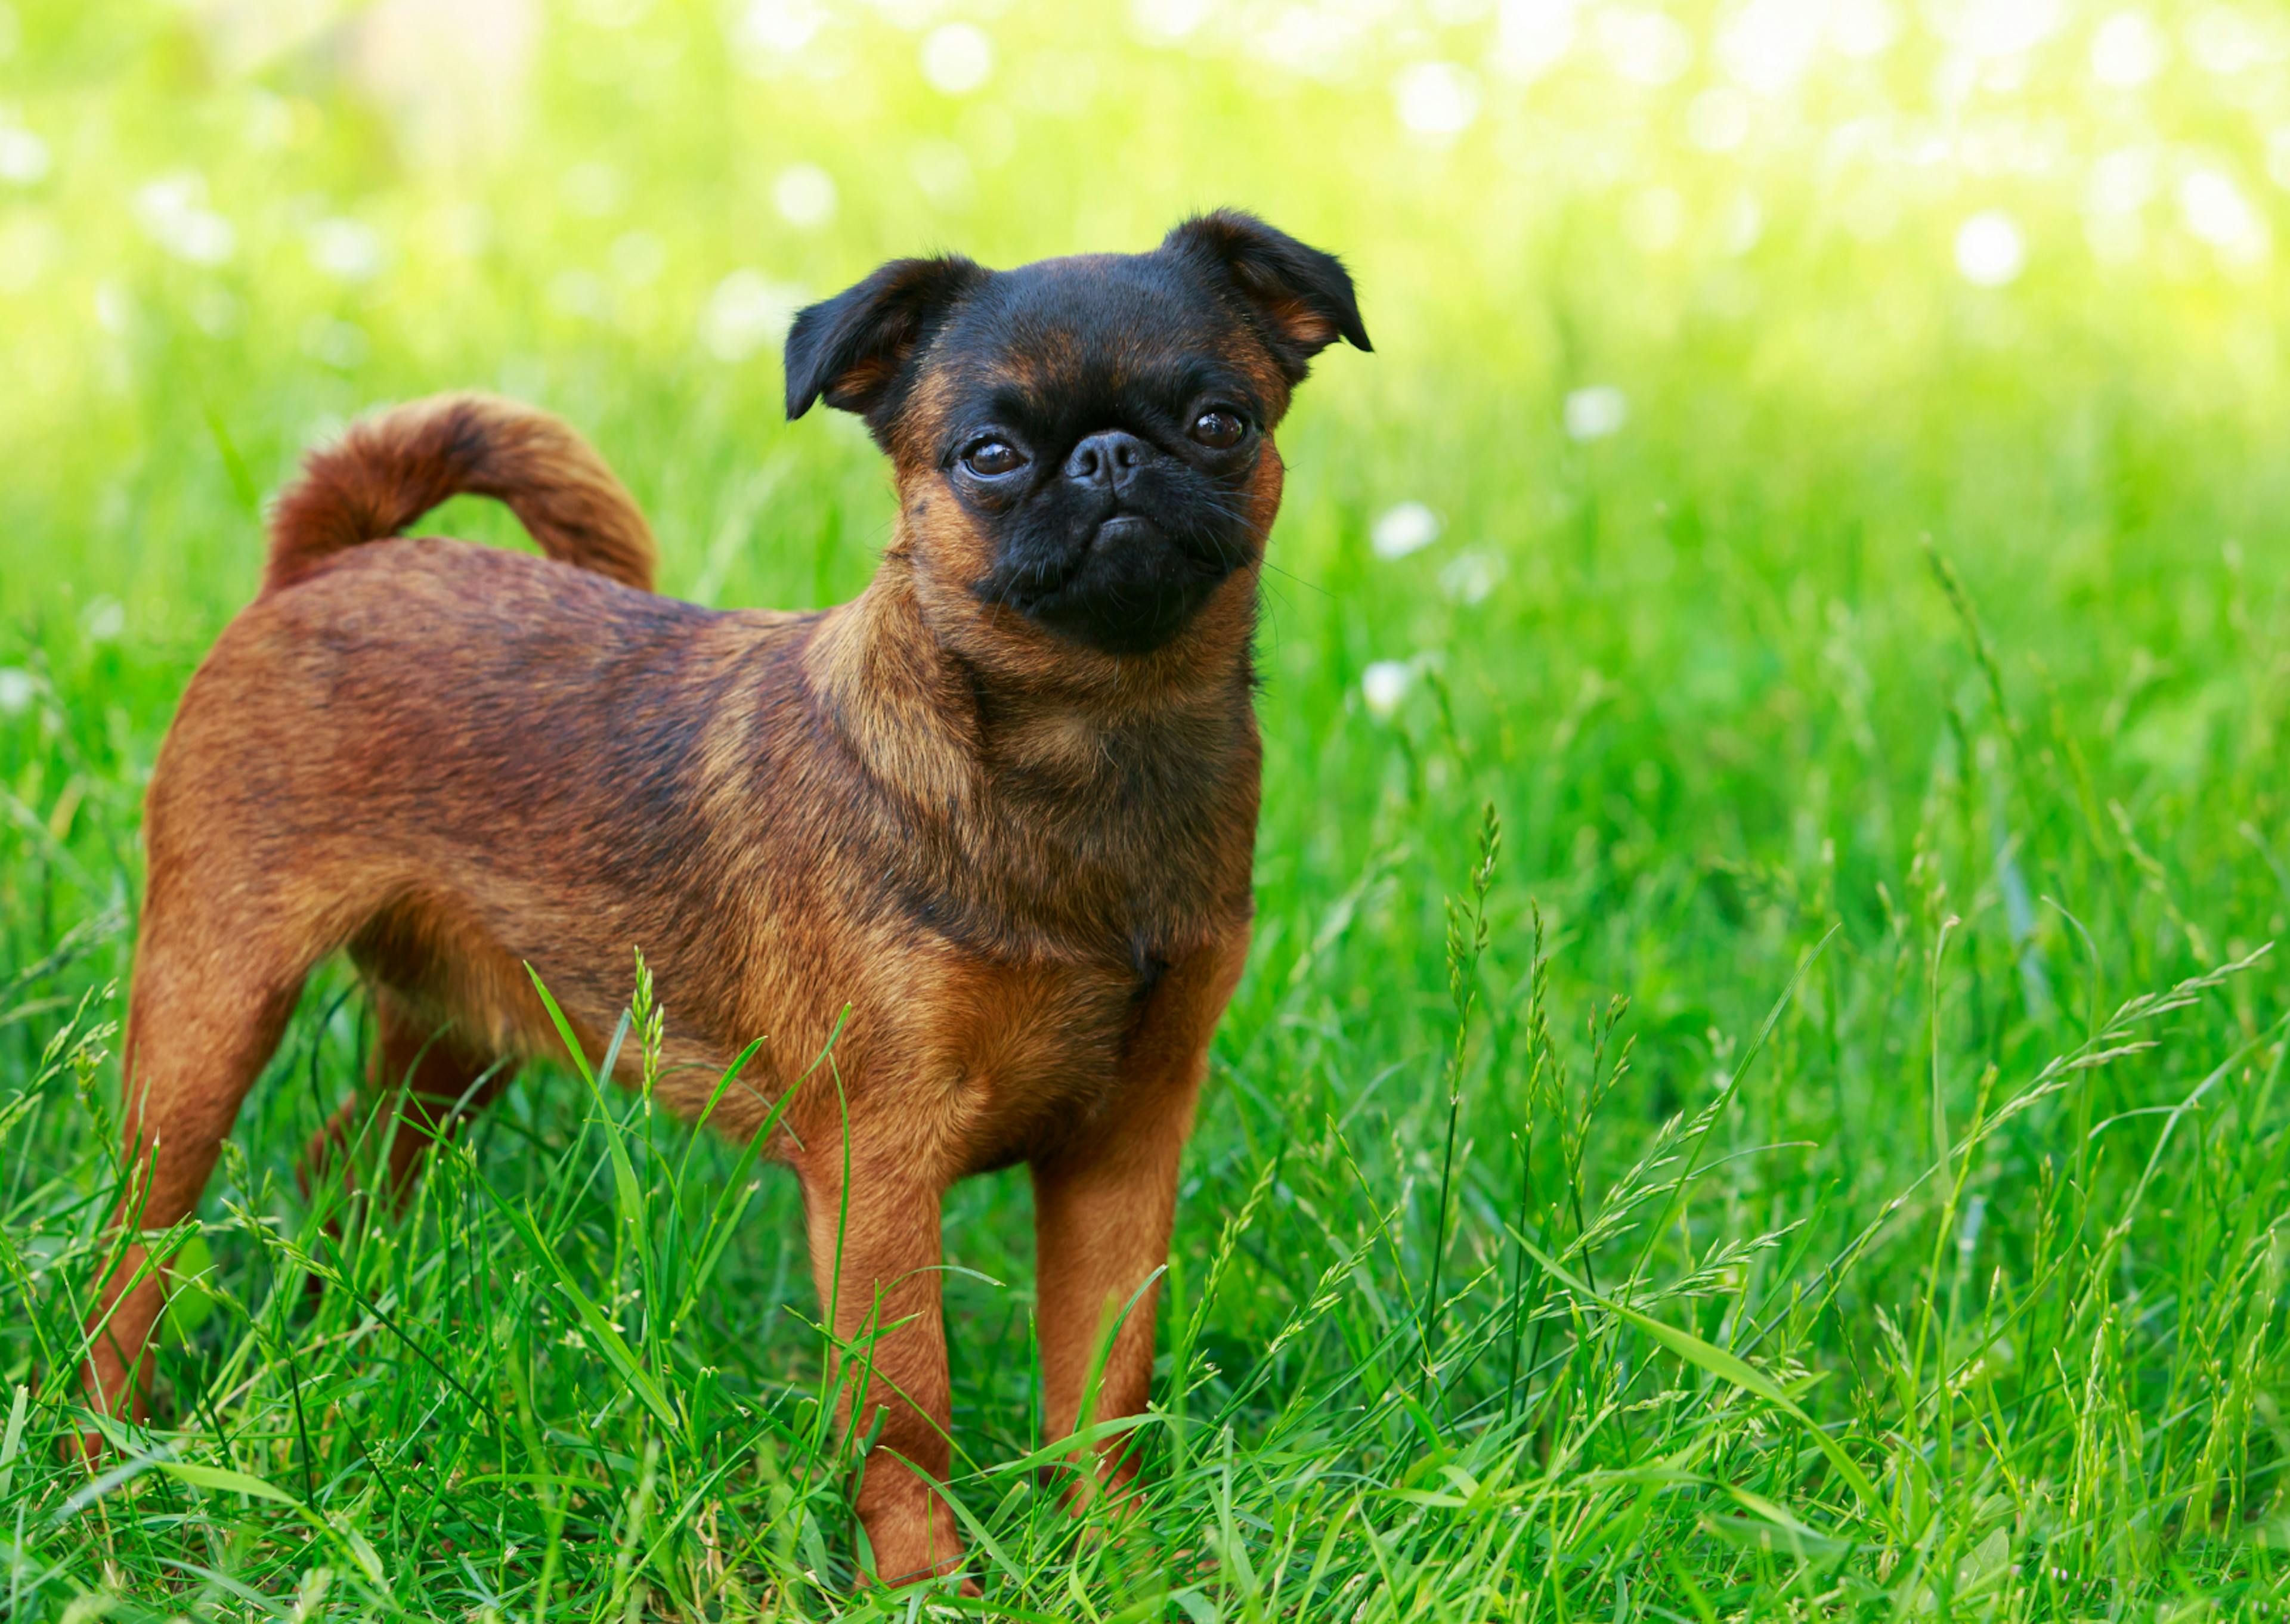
264,392,657,592
82,397,1258,1585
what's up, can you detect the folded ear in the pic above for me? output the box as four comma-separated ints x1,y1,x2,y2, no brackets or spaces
1162,209,1371,381
784,255,988,423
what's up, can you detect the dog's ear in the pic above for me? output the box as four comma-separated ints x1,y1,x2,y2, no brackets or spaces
784,255,988,422
1162,210,1371,381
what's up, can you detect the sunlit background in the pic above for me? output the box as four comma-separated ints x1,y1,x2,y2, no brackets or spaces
10,5,2290,1607
8,0,2289,640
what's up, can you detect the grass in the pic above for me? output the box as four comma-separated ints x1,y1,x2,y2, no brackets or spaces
8,0,2290,1616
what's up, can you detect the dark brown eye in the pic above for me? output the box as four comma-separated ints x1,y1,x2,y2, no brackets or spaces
1190,410,1246,450
962,439,1025,477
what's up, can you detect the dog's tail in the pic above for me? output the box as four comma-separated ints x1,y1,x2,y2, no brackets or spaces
263,393,657,594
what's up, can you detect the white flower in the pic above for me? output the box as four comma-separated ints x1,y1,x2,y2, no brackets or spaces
701,269,806,362
0,667,35,715
1954,210,2025,286
772,163,837,230
83,599,124,643
1361,659,1415,719
920,23,992,94
1392,62,1479,140
1564,385,1628,441
1370,501,1442,560
1440,551,1505,605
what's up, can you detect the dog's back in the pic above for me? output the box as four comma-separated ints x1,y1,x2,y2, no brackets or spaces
154,539,807,1053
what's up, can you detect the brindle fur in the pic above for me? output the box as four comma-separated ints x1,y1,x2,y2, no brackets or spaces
80,211,1367,1588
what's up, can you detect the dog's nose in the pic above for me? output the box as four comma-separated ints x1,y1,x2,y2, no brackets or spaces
1064,430,1146,493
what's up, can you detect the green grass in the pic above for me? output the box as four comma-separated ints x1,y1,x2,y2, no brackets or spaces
8,1,2290,1617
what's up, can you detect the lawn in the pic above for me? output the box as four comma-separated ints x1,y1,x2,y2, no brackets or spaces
7,1,2290,1617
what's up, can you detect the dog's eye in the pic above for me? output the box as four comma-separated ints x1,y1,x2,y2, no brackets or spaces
961,439,1026,478
1190,410,1246,450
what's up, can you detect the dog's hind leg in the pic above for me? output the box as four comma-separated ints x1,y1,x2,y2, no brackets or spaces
298,985,511,1215
79,900,312,1430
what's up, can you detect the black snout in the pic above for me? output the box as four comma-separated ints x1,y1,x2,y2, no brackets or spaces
1064,430,1147,494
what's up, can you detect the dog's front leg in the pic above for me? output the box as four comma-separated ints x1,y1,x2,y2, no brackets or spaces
796,1146,965,1589
1030,931,1248,1503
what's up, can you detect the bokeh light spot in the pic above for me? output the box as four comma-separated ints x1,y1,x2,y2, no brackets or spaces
1954,209,2026,286
134,173,235,265
2180,168,2269,264
1393,62,1481,141
1372,502,1443,560
2090,12,2167,86
1361,659,1415,719
307,218,386,283
0,125,48,186
702,269,807,364
1565,385,1629,440
773,163,838,229
921,23,994,95
1686,87,1751,153
1130,0,1212,45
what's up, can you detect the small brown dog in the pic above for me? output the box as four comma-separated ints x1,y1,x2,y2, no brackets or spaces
79,210,1367,1585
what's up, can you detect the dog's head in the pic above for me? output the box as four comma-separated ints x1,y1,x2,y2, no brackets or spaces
785,212,1368,666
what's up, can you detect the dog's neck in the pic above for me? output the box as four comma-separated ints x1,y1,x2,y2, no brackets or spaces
804,550,1258,820
796,547,1262,959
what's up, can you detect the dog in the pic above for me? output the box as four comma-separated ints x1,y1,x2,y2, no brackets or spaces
79,210,1368,1586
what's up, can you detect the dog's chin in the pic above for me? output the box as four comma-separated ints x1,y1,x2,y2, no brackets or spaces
985,515,1252,657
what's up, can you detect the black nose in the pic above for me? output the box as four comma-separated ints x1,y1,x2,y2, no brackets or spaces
1064,430,1146,493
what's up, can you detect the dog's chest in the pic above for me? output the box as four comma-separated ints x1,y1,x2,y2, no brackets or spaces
967,704,1254,943
909,945,1152,1170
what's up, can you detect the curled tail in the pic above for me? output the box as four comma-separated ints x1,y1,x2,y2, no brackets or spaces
264,393,657,594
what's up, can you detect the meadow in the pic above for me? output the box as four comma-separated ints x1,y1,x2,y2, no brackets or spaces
7,0,2290,1616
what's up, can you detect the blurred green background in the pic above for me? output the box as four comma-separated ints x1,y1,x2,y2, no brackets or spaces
10,0,2290,961
10,0,2290,1614
11,0,2289,639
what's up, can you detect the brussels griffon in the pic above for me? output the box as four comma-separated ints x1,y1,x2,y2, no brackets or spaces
79,210,1368,1585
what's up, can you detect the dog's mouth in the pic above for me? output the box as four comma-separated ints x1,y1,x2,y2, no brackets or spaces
975,511,1252,654
1090,513,1155,553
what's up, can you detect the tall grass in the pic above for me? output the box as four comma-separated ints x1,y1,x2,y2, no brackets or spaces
8,0,2290,1616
